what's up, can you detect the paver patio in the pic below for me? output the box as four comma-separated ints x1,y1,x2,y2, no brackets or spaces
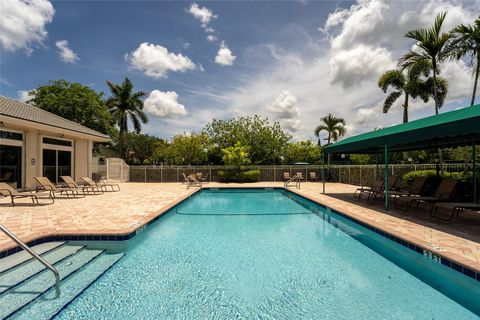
1,182,479,273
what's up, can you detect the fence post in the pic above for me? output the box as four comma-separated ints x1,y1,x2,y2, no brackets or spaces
161,165,163,183
209,166,212,182
360,166,362,186
273,165,276,182
144,166,147,182
348,166,351,184
120,161,123,183
106,158,110,181
177,167,179,183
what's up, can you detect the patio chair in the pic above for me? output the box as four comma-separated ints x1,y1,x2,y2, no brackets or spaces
184,174,202,189
81,177,120,192
370,175,400,202
396,179,458,212
431,201,480,221
390,177,427,205
196,172,208,183
0,182,54,206
283,172,291,181
34,176,80,198
354,180,383,199
61,176,103,195
309,172,318,182
296,172,304,181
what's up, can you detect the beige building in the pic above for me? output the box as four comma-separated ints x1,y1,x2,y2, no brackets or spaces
0,96,110,189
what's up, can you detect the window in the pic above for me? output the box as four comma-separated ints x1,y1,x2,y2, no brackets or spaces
43,137,72,147
0,130,23,141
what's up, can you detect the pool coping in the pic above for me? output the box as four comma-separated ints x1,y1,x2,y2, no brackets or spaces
1,186,479,283
0,188,202,258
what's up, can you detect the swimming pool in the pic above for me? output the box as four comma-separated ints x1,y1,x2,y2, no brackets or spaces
13,188,480,319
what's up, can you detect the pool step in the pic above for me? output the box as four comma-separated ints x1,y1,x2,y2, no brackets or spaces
12,252,125,320
0,244,84,294
0,247,104,319
0,242,66,274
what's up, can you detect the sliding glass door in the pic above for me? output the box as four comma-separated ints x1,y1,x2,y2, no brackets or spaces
42,137,73,183
0,145,22,188
0,130,23,188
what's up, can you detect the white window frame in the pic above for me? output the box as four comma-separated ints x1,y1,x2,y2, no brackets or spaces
41,135,74,181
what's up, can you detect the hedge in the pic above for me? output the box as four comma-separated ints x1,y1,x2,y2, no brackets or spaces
218,169,260,182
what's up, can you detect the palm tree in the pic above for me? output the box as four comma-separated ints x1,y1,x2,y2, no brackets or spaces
399,12,451,115
106,78,148,159
449,17,480,106
314,114,346,177
379,61,449,123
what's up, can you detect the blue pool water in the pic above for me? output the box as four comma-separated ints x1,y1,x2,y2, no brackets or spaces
57,188,479,319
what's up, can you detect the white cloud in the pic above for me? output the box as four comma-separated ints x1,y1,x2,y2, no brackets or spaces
187,3,217,28
205,27,215,33
17,90,34,102
329,45,395,88
221,0,479,141
215,41,236,66
266,90,301,132
144,90,188,118
0,0,54,53
206,35,218,42
356,107,377,125
55,40,79,63
126,42,196,78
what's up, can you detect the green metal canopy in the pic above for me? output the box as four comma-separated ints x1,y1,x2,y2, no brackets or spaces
324,105,480,154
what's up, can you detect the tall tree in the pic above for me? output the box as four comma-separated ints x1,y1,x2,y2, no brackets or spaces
29,79,115,136
106,78,147,159
204,116,291,164
449,17,480,106
400,12,451,115
314,114,346,173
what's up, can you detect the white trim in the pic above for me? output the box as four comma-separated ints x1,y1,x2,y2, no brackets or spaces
0,138,23,147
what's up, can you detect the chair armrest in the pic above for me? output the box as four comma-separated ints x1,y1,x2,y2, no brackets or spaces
0,188,14,196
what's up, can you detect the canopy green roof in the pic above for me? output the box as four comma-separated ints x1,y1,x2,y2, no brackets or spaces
324,105,480,154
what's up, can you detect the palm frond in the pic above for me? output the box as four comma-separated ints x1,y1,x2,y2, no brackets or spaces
383,91,402,113
378,70,405,92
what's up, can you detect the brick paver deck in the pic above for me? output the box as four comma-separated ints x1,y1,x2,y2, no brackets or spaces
1,182,479,273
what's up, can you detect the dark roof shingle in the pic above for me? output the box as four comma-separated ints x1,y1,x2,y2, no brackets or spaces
0,95,110,140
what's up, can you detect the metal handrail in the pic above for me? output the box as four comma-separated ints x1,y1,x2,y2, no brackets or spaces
284,175,301,189
0,224,60,297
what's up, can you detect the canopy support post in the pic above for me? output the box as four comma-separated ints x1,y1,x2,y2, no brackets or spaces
473,141,477,204
385,145,389,211
322,152,326,194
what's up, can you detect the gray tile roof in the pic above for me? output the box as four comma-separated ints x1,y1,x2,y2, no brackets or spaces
0,95,110,140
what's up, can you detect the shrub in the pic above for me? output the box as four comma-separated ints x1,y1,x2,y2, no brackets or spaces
402,170,471,183
218,170,236,182
239,169,260,182
217,169,259,182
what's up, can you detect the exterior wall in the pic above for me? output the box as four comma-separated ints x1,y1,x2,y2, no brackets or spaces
74,139,90,181
1,121,97,189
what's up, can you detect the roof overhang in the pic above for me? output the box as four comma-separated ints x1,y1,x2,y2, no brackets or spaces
2,115,111,142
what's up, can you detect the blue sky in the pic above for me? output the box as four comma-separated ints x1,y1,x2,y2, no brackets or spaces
1,0,479,141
